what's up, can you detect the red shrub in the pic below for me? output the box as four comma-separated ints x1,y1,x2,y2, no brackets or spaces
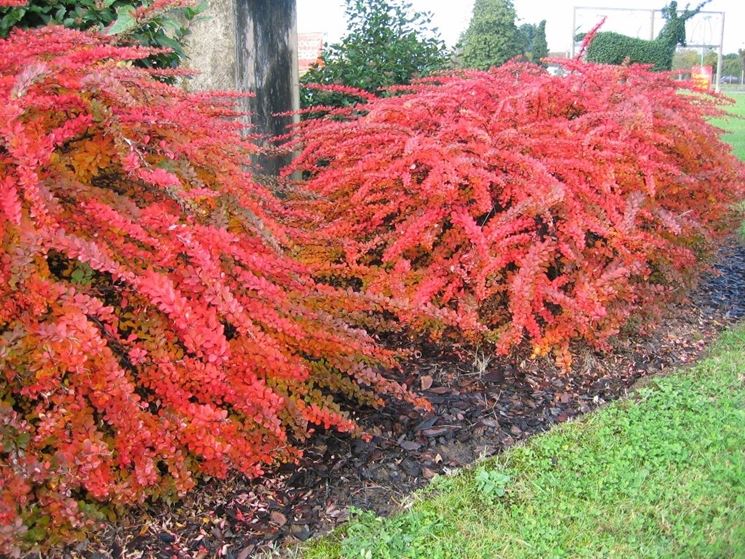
0,27,423,552
285,61,745,366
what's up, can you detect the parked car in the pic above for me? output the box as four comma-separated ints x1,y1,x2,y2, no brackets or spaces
720,75,740,84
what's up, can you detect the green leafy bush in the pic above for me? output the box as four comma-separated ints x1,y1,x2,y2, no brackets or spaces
0,0,203,69
300,0,447,109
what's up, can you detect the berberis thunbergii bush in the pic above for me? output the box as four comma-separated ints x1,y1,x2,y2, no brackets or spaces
286,60,745,367
0,24,426,553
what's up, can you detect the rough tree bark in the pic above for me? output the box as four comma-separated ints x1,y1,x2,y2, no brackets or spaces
186,0,299,175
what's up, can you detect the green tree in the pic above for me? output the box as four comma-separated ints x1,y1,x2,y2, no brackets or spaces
0,1,203,70
532,20,548,62
518,19,548,63
460,0,522,70
702,49,718,72
301,0,447,108
517,22,534,57
672,48,701,70
722,52,743,79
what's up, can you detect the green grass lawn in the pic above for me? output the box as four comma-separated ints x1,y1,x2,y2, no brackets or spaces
303,325,745,559
299,98,745,559
713,92,745,161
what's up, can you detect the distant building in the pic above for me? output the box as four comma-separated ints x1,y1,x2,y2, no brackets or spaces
298,32,325,75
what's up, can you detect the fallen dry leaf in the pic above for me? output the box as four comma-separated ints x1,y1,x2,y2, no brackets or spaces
420,375,434,390
269,511,287,527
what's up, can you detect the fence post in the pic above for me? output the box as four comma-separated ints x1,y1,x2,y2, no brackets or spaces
571,7,577,58
714,11,725,93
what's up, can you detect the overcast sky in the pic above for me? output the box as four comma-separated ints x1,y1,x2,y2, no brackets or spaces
297,0,744,54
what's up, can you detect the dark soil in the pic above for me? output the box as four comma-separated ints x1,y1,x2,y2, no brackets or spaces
43,238,745,559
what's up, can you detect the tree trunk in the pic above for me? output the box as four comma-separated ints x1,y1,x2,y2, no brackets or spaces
185,0,299,176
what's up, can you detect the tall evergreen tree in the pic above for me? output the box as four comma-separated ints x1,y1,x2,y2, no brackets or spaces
460,0,522,70
517,19,548,63
518,22,535,57
532,20,549,62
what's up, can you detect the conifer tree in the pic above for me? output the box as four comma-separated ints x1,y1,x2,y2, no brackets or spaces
460,0,522,70
517,19,548,63
533,20,548,62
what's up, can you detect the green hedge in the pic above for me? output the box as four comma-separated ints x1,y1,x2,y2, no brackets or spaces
585,32,676,71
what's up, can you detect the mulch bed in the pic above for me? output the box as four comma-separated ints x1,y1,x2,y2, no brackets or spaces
46,238,745,559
